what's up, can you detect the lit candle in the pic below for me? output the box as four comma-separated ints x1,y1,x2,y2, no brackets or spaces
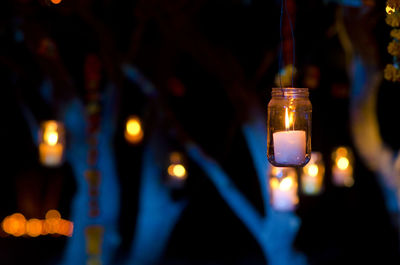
269,167,298,211
39,121,64,167
273,108,306,165
332,147,354,187
301,152,324,195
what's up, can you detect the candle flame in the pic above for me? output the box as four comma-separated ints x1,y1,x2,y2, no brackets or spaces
285,108,294,130
337,157,349,170
307,164,319,177
44,131,59,146
285,108,290,129
280,177,293,191
168,164,187,179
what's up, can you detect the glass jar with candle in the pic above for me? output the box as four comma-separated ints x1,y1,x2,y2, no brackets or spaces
269,166,299,211
301,151,325,195
332,146,354,187
267,87,312,167
38,120,65,167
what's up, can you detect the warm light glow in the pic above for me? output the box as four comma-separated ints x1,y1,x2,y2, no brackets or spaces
51,0,62,4
337,157,349,170
280,177,294,191
386,6,395,14
168,164,187,178
336,147,348,157
126,118,141,136
45,209,61,220
270,178,279,189
2,213,26,237
285,108,290,129
1,210,73,237
26,219,43,237
125,116,143,144
307,164,319,177
45,131,59,146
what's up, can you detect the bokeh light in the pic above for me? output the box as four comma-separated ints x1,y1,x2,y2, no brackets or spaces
26,219,43,237
125,116,144,144
337,157,349,170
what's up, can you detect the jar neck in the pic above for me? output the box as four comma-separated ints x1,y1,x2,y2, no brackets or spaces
271,87,309,98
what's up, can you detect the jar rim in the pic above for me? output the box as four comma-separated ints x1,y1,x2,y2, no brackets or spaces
271,87,309,98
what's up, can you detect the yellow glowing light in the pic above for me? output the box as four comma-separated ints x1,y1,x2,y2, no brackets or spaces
307,164,319,177
51,0,62,4
270,178,279,189
126,118,142,136
386,6,395,14
285,108,290,129
279,177,293,191
44,131,59,146
168,164,187,178
125,116,143,144
26,219,43,237
337,157,349,170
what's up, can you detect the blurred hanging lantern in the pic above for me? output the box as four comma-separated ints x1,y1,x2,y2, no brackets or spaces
125,116,144,144
267,88,312,167
332,146,354,187
39,121,65,167
268,166,299,211
384,0,400,82
166,152,187,189
301,152,325,195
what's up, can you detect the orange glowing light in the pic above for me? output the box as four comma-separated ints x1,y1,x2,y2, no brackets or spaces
51,0,62,4
337,157,349,170
46,209,61,220
43,121,59,146
3,213,26,237
270,178,279,189
26,219,43,237
125,116,143,144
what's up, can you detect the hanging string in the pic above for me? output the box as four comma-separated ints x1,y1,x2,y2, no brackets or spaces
278,0,296,88
285,0,295,87
278,0,284,89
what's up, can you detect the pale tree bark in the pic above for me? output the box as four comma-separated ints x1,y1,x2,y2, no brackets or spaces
339,6,400,224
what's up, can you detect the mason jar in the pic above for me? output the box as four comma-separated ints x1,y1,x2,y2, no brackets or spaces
38,120,65,167
267,87,312,167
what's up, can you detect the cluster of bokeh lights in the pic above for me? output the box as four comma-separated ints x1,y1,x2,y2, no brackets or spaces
1,210,73,237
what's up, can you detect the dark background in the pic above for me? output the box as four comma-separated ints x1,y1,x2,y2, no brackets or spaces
1,0,400,264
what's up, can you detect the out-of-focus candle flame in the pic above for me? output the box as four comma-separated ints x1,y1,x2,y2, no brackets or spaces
386,6,395,14
337,157,349,170
280,176,293,191
45,131,59,146
168,164,187,179
125,116,143,144
307,164,319,177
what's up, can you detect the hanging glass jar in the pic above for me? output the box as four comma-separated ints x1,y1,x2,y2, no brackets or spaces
332,146,354,187
38,120,65,167
267,87,312,167
269,166,299,211
301,151,325,195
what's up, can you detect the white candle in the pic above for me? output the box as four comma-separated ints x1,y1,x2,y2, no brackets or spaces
272,189,297,211
273,130,306,165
